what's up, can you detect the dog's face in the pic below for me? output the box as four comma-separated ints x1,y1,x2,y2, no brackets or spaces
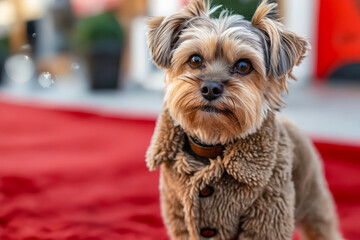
147,0,308,145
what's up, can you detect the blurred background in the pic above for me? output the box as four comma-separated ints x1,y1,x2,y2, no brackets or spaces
0,1,359,239
0,0,359,142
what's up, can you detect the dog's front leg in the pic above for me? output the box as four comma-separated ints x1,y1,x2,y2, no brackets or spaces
160,170,189,240
160,189,188,240
238,182,295,240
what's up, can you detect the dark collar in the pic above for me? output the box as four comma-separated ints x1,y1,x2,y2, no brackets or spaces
187,135,224,159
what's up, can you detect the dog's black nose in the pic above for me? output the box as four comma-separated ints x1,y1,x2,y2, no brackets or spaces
201,81,223,101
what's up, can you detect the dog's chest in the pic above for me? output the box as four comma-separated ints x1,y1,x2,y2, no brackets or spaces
197,173,254,239
162,153,262,240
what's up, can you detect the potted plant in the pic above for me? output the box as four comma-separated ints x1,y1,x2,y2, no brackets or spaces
74,11,125,90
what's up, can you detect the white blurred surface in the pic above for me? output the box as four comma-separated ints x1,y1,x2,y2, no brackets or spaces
283,0,317,87
1,75,360,144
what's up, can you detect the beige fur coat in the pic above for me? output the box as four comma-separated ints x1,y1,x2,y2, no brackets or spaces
146,109,340,240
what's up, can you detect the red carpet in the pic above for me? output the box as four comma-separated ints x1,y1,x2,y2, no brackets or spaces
0,101,359,240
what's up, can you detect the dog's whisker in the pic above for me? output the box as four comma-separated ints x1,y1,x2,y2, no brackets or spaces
183,98,197,109
180,79,194,85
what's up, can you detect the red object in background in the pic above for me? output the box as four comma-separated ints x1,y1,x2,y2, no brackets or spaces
70,0,123,17
0,101,360,239
316,0,360,80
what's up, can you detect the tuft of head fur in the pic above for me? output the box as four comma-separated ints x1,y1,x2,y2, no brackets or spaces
147,0,212,68
147,0,309,145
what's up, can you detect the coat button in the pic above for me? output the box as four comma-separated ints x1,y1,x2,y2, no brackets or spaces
199,186,214,198
200,227,217,238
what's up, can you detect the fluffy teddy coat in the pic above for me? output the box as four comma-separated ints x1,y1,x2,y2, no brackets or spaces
146,109,342,240
145,0,343,238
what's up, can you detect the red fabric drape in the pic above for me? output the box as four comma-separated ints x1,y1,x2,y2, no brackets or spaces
0,101,359,239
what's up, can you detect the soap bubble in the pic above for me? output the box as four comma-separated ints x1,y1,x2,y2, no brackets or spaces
20,44,31,50
38,72,56,88
71,62,80,71
5,54,35,83
32,33,36,38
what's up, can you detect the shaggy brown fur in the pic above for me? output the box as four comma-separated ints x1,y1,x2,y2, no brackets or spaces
146,0,344,239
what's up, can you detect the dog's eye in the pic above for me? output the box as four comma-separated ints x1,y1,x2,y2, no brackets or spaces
234,59,252,74
188,55,203,68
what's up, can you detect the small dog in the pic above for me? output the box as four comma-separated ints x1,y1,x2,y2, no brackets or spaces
146,1,344,239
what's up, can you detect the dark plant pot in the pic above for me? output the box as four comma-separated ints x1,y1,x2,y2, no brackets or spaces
0,48,7,85
88,41,122,90
26,19,38,56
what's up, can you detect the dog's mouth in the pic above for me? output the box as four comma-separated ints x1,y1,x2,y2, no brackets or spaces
201,105,221,113
198,105,232,115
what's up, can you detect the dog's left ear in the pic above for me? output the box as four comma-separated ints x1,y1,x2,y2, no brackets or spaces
147,0,210,69
252,0,309,78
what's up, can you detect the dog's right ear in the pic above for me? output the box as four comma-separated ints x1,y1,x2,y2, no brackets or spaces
252,0,309,78
147,0,210,69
